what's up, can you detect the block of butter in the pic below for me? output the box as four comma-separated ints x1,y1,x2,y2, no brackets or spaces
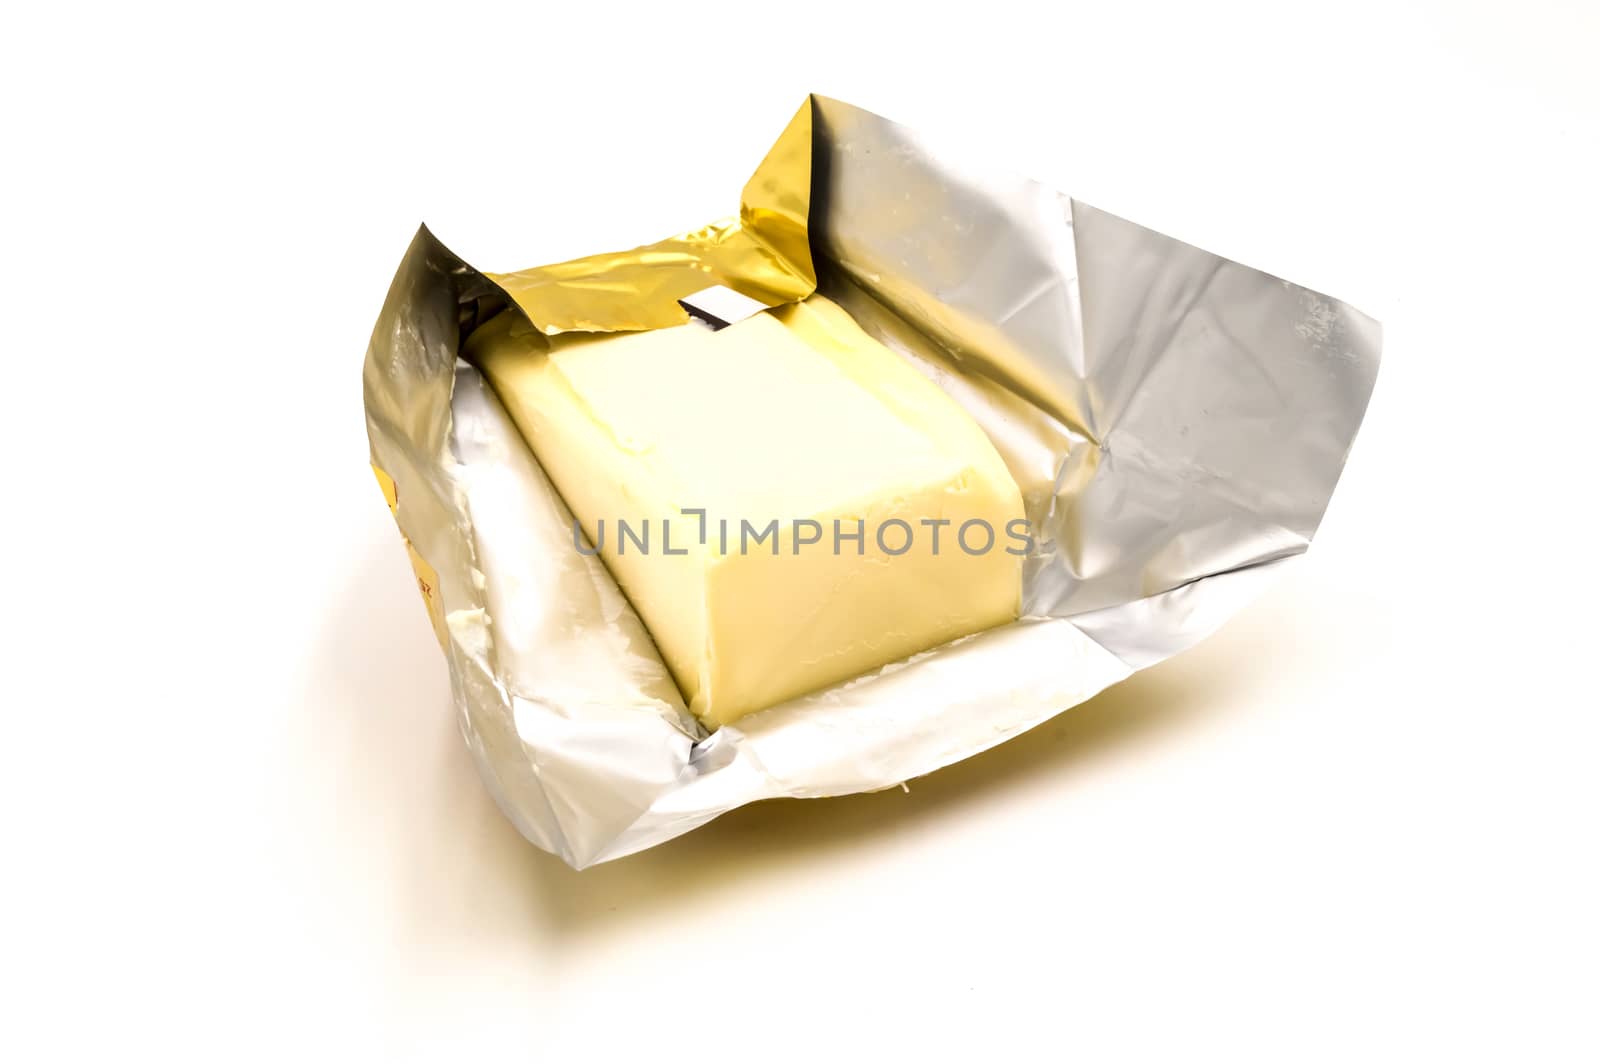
468,295,1026,728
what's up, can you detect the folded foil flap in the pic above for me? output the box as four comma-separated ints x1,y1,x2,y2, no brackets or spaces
487,100,816,335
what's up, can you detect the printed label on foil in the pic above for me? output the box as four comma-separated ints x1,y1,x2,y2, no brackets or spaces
371,463,448,650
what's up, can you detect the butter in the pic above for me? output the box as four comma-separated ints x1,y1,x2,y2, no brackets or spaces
469,296,1026,728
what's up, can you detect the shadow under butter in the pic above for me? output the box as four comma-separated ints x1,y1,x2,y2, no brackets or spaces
326,521,1281,952
527,634,1253,935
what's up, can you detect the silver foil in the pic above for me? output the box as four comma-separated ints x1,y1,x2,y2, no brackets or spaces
362,97,1380,868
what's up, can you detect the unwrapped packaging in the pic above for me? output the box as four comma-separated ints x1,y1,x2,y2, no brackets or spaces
362,96,1380,868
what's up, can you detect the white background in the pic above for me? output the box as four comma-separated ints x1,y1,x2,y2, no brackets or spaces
5,1,1598,1060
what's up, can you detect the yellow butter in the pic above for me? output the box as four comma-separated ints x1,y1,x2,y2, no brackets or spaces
469,296,1025,727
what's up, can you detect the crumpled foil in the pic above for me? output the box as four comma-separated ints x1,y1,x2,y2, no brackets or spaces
362,95,1380,868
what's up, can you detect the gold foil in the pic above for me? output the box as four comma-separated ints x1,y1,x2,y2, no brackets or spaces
487,100,816,335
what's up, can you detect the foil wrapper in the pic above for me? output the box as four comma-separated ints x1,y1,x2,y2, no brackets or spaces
362,96,1380,868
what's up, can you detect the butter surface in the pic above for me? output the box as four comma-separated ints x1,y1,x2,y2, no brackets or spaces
470,296,1025,727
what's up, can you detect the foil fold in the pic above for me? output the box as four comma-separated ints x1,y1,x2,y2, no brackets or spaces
362,96,1380,868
